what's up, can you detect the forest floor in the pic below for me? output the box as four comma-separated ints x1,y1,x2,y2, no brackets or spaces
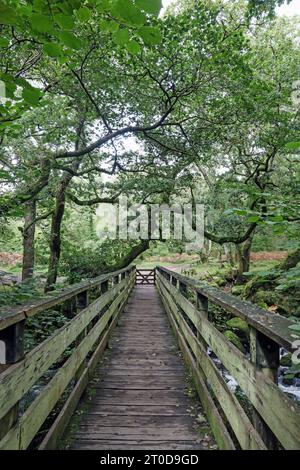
137,252,282,275
0,251,284,282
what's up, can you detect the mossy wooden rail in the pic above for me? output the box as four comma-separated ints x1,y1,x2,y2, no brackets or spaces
0,266,135,450
156,267,300,451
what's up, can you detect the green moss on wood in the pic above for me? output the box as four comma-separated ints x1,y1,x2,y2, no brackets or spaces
224,330,246,353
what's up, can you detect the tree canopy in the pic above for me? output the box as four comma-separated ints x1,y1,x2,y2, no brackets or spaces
0,0,299,290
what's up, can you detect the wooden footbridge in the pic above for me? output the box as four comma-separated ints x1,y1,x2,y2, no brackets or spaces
0,266,300,450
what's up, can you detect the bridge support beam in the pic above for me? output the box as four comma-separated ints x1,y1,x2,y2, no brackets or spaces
250,327,280,449
0,321,25,440
75,290,90,381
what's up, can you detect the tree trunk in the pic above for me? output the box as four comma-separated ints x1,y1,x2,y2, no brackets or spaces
44,177,71,292
280,248,300,271
110,240,150,271
224,243,234,266
45,160,81,292
235,232,254,284
22,199,36,281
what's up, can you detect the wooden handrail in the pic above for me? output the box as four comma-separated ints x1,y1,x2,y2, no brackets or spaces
157,266,296,351
0,265,135,332
156,267,300,450
0,267,136,450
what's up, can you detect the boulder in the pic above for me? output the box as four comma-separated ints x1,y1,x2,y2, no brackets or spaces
226,317,249,339
231,285,245,296
224,330,246,354
280,353,292,368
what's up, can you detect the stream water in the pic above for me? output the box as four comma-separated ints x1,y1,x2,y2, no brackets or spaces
208,348,300,403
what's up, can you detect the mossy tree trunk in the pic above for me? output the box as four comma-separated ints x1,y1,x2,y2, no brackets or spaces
224,243,234,266
280,248,300,271
22,199,36,281
45,160,81,292
235,232,255,284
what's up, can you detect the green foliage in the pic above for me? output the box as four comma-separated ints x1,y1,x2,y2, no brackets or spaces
24,308,69,352
244,259,300,317
60,245,106,283
138,25,162,45
276,266,300,292
136,0,162,16
0,0,299,297
113,28,130,46
285,141,300,151
226,317,250,338
0,219,23,252
224,330,246,353
0,279,41,306
0,0,163,128
247,0,292,18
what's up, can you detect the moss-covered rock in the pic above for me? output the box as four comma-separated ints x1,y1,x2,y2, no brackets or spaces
243,262,300,319
226,317,249,339
280,353,292,368
214,276,227,287
277,296,300,317
224,330,245,353
231,285,245,296
224,270,236,282
282,373,295,386
209,304,231,332
251,290,280,307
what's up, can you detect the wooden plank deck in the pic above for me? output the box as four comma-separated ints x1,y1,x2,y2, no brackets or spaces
66,286,215,450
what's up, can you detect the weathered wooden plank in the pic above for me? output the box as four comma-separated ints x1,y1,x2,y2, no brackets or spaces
67,285,212,451
97,380,184,390
0,277,131,422
107,360,185,369
157,273,300,449
74,427,198,440
0,321,25,441
100,369,184,377
157,277,266,450
0,278,134,450
92,396,191,406
80,415,193,427
250,327,279,449
94,389,191,398
71,440,202,450
84,405,192,416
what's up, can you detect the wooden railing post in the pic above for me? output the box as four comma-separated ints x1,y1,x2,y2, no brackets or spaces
179,281,187,296
101,280,109,294
77,290,89,311
63,297,77,319
196,292,208,320
195,291,208,345
250,327,280,449
0,322,24,367
194,291,209,372
0,321,25,441
75,290,90,380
